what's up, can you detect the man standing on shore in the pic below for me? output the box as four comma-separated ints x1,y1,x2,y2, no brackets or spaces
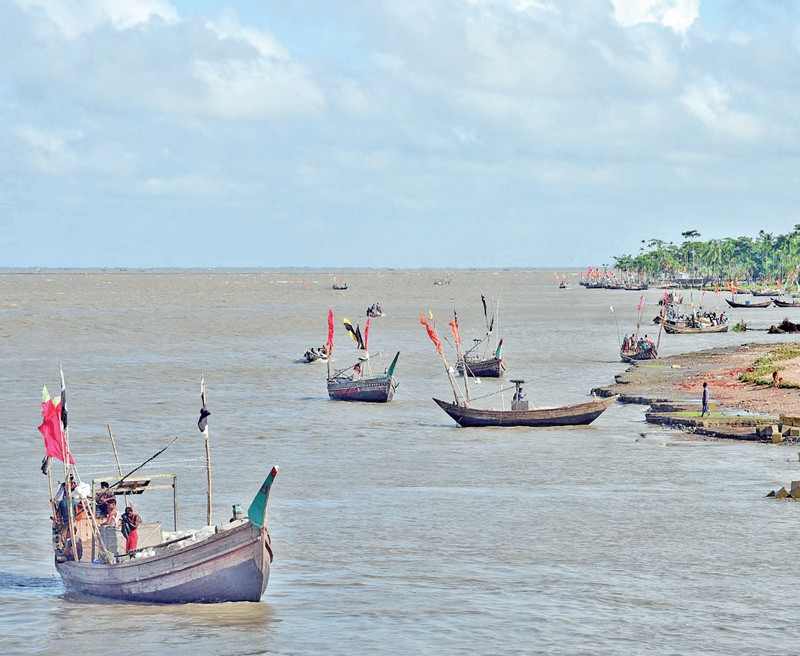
701,382,710,416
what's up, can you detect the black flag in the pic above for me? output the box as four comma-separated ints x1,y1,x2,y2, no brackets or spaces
481,295,487,320
198,405,210,432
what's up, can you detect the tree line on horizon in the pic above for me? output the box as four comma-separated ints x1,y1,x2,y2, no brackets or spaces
612,226,800,286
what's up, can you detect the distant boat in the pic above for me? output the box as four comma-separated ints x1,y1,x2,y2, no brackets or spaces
662,320,729,334
366,303,383,317
302,347,329,363
332,276,348,290
726,298,772,308
620,294,662,363
751,289,779,297
773,298,800,308
434,273,453,286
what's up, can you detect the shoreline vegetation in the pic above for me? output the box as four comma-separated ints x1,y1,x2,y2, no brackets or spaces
609,226,800,290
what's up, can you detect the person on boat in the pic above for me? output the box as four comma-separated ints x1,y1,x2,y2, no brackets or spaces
121,506,141,553
103,498,118,526
512,387,526,402
95,481,114,516
700,382,710,417
56,535,83,563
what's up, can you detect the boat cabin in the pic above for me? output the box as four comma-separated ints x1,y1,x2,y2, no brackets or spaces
57,474,180,563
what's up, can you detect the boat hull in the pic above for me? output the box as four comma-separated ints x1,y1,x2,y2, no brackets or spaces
457,357,505,378
725,299,772,308
433,396,618,428
327,375,397,402
773,300,800,308
662,321,729,334
55,521,270,604
620,348,657,363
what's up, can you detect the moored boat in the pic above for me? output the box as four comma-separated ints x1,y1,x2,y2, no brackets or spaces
725,298,772,308
433,393,618,428
773,298,800,308
662,320,729,334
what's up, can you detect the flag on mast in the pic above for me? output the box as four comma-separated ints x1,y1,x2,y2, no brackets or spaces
421,313,442,354
38,385,74,464
198,376,211,432
327,309,334,349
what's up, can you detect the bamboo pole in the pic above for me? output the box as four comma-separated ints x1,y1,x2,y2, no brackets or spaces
107,424,129,508
201,376,212,527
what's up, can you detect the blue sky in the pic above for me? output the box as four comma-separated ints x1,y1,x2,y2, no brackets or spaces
2,0,800,268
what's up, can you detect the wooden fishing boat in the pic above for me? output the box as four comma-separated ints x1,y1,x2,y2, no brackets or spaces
662,320,729,334
725,298,772,308
773,299,800,308
433,393,618,428
43,373,278,604
332,276,348,290
457,354,505,378
456,297,505,378
620,346,658,363
327,370,398,402
751,289,779,297
366,303,383,317
55,510,274,603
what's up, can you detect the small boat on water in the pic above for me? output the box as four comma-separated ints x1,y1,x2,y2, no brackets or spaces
422,316,616,427
42,372,278,604
366,302,383,317
620,343,658,363
332,276,348,290
726,298,772,308
751,289,779,297
773,298,800,308
302,347,329,363
434,273,453,286
620,293,661,363
326,312,399,402
455,295,505,378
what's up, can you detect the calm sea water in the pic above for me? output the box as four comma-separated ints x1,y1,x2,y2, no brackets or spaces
2,269,800,655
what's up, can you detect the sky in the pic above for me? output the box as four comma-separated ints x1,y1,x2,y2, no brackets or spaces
2,0,800,268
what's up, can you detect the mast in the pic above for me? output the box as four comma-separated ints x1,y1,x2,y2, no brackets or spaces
200,375,212,526
59,366,77,556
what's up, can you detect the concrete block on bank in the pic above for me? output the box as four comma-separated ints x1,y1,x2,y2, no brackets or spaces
772,432,784,444
767,490,776,497
785,427,800,438
776,487,790,499
780,414,800,427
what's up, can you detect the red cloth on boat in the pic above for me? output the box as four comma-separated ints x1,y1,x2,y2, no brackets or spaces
126,529,138,553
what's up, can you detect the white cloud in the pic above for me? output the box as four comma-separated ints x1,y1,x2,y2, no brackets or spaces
611,0,699,34
681,77,763,141
192,58,324,120
15,0,178,39
205,8,288,60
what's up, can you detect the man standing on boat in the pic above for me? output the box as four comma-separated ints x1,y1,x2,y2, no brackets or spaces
121,506,141,553
700,382,710,417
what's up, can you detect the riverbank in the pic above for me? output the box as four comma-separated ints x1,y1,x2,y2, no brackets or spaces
592,342,800,440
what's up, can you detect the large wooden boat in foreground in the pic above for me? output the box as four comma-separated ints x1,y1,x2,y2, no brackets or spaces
433,392,618,428
42,373,278,604
56,506,275,603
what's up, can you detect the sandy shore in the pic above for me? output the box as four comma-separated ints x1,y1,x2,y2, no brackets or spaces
593,343,800,417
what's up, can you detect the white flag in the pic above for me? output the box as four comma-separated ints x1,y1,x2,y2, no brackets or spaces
610,304,614,312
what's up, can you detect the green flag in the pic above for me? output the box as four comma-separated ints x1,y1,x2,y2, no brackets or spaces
248,466,279,527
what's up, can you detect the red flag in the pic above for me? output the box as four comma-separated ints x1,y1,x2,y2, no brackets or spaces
364,316,370,352
327,309,334,348
421,313,442,355
449,317,461,346
38,390,73,464
637,295,643,310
